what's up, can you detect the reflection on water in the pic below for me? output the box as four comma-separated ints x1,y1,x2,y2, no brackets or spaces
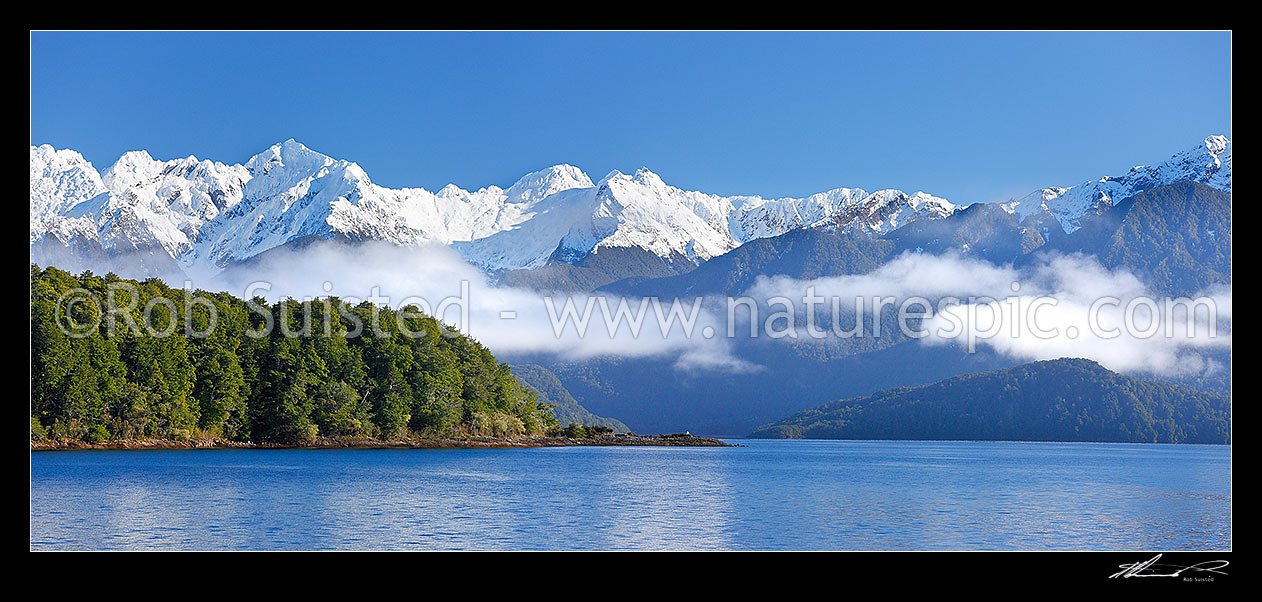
30,441,1230,550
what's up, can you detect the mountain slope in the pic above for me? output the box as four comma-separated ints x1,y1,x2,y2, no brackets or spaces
886,202,1046,264
1001,135,1231,237
498,245,697,292
609,180,1231,301
748,358,1231,443
1039,181,1231,296
510,364,629,432
599,228,894,298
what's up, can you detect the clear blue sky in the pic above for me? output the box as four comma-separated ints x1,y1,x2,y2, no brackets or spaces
30,31,1231,203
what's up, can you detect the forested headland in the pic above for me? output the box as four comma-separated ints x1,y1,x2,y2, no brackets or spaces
30,265,560,446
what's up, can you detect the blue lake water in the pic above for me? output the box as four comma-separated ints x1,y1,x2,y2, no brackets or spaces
29,440,1231,550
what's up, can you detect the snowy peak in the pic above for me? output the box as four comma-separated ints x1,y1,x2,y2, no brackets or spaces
103,149,158,182
32,136,1230,281
862,190,956,232
504,164,593,204
95,148,250,254
245,139,335,177
582,167,738,263
1204,134,1229,157
631,167,666,187
102,150,249,211
1003,135,1232,234
462,165,958,272
28,140,965,276
31,144,253,260
30,145,106,226
1163,135,1231,191
456,167,738,272
597,169,625,185
595,167,668,190
242,139,366,199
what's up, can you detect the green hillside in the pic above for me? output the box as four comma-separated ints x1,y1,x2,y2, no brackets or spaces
31,265,558,444
749,358,1230,444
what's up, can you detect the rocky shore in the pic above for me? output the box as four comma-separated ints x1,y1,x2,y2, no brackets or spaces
30,432,737,452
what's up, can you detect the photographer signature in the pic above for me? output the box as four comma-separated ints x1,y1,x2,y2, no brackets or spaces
1109,554,1229,579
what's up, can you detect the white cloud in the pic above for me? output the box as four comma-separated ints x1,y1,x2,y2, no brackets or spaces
197,243,1230,379
207,241,751,373
742,251,1231,377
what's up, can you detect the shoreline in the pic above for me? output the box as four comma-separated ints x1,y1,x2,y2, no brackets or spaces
30,432,738,452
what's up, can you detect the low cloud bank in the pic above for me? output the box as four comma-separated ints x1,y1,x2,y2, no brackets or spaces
742,252,1231,377
208,241,759,373
180,242,1230,378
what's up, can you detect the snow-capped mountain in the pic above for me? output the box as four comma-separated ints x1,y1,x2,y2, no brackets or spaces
1000,135,1232,235
29,135,1230,281
186,141,583,270
439,169,960,271
30,145,106,233
29,139,959,277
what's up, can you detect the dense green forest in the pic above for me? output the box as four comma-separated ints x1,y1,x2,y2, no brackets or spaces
30,265,559,444
749,358,1231,443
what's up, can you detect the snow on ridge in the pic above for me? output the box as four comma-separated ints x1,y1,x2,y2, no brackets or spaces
1001,135,1231,234
30,145,106,230
35,135,1225,277
505,164,593,204
26,139,966,274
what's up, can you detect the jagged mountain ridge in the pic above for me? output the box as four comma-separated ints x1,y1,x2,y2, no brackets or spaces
603,180,1232,299
30,136,1229,281
1001,135,1231,238
29,140,958,278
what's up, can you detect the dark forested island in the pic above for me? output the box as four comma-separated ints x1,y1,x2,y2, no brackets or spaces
749,358,1230,444
31,265,732,449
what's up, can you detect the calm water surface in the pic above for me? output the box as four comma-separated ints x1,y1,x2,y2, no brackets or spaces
30,440,1231,550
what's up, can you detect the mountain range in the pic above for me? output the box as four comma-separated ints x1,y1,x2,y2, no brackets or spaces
31,136,1230,290
30,136,1233,435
